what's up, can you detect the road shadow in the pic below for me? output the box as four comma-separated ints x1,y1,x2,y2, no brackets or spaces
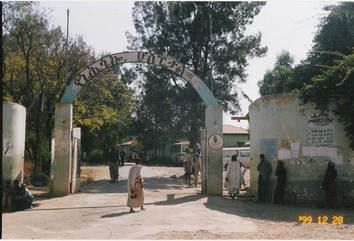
204,195,354,224
145,193,205,206
27,204,127,212
101,211,132,218
101,210,145,219
81,176,186,194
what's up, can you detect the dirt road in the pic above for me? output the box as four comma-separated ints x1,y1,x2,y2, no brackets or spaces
2,164,354,239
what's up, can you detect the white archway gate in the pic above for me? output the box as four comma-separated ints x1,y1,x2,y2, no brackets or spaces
51,51,223,196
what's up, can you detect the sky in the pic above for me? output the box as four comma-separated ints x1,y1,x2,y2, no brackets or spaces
39,0,332,129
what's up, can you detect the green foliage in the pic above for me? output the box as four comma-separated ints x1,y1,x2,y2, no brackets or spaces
257,2,354,148
128,2,267,151
298,3,354,148
73,71,135,158
258,51,295,96
88,149,105,164
301,52,354,148
2,2,121,172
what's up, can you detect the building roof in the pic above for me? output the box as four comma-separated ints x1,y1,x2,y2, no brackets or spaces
223,124,249,135
119,140,137,146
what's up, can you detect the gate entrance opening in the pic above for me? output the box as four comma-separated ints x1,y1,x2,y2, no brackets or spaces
52,51,223,196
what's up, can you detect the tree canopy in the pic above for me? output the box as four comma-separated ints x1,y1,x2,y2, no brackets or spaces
2,2,134,173
127,1,267,150
257,2,354,148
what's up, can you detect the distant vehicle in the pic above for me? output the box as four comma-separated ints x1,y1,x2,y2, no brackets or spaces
170,141,189,165
223,147,251,169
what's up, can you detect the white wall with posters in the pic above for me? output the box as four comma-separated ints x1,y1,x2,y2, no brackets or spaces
249,93,354,205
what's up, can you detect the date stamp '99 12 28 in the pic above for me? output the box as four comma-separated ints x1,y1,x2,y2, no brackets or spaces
298,215,344,224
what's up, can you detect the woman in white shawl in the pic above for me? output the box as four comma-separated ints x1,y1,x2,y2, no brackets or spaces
225,154,241,199
127,158,145,212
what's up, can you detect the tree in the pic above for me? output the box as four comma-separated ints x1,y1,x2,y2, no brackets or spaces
295,3,354,148
258,51,295,96
257,2,354,148
127,2,267,148
2,2,94,173
293,2,354,90
73,71,135,163
301,52,354,148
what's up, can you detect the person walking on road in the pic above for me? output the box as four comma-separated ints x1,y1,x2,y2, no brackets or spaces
225,154,241,199
127,158,145,213
257,154,272,203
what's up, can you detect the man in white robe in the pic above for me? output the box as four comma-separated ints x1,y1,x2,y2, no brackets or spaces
225,154,241,199
127,158,145,212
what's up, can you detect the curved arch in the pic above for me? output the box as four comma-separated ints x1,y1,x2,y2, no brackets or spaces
60,51,218,105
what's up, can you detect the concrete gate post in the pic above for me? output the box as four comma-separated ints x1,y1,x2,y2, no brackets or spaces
52,103,73,196
205,105,223,195
200,128,207,193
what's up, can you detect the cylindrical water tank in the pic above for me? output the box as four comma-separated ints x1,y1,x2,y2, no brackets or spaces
2,102,26,184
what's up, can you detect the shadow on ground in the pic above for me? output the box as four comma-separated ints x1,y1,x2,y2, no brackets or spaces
27,204,127,212
101,210,133,218
145,193,205,206
204,195,354,224
81,176,186,194
101,209,149,218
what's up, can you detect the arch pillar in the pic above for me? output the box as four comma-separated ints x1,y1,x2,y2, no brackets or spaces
205,105,223,195
51,103,72,196
52,51,224,196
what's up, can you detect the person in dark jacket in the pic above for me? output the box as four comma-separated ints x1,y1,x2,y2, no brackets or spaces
257,154,272,203
120,150,126,166
273,160,286,204
322,161,337,208
12,180,33,211
108,147,120,182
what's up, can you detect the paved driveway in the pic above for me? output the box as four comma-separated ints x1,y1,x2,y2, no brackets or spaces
2,164,353,239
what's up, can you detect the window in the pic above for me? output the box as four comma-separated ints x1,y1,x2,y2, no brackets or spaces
240,150,250,157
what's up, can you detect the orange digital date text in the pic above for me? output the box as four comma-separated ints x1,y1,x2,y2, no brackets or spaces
297,215,344,224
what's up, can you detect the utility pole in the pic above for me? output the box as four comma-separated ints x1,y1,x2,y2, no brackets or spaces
209,11,213,95
65,9,70,83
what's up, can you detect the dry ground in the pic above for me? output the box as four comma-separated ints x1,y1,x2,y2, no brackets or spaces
3,164,354,239
82,165,354,239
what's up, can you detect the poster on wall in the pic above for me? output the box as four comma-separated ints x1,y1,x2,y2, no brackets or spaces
306,112,334,146
278,149,291,159
290,142,300,158
332,154,343,165
302,146,337,158
260,138,277,160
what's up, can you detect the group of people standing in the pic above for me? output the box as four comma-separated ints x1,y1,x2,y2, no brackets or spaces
224,153,337,208
256,154,338,207
255,154,287,204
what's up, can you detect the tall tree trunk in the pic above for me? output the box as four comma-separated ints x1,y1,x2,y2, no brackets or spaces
34,110,41,172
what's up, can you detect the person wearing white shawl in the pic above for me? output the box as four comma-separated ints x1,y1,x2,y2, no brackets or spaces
127,158,145,212
225,154,241,199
